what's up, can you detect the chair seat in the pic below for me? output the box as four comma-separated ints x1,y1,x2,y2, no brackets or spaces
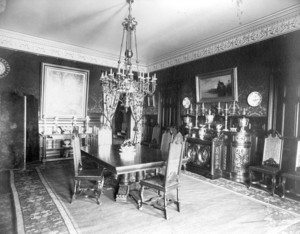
249,165,280,175
140,174,179,191
75,168,104,180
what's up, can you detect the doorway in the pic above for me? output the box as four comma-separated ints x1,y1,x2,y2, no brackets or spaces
112,102,131,142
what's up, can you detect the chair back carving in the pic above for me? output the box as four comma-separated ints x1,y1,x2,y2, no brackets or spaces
160,130,173,153
170,126,177,136
262,131,283,168
172,132,183,144
72,133,82,177
164,140,185,186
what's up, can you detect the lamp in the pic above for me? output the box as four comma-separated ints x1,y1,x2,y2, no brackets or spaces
99,0,157,109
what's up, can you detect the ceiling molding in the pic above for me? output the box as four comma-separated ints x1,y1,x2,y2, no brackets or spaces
0,29,147,72
0,5,299,73
147,6,300,72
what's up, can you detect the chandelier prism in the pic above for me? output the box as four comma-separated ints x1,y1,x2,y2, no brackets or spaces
100,0,157,109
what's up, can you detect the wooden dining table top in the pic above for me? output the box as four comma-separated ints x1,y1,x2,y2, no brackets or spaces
81,144,168,175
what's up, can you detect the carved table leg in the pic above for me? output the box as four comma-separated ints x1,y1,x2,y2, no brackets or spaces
115,171,145,203
115,174,130,202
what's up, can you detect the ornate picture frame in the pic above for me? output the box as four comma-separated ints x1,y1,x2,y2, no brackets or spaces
41,63,89,119
195,67,238,103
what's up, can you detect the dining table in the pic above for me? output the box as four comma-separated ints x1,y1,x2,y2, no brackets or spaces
81,144,168,203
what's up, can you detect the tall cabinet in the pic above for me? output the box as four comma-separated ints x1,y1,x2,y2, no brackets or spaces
0,92,38,169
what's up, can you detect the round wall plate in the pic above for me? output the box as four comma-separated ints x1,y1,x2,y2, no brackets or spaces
0,58,10,79
247,91,262,107
182,97,191,109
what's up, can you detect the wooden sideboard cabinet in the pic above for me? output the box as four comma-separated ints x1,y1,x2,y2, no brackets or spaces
39,133,97,163
184,135,226,179
184,131,263,182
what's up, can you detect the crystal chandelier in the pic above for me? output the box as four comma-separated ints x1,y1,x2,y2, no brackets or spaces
100,0,157,108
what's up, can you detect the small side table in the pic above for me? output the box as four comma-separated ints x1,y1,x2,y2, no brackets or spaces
281,172,300,198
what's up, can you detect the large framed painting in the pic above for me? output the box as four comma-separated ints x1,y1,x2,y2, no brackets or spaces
41,63,89,118
195,67,238,103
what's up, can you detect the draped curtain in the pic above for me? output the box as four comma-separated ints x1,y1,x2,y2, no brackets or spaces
129,92,144,143
98,87,120,145
101,87,120,128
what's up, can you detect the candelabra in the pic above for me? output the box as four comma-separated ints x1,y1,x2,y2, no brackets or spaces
222,101,239,131
215,101,249,132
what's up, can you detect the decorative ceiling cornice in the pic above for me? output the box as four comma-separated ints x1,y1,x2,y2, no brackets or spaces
0,5,299,73
147,6,300,72
0,29,147,72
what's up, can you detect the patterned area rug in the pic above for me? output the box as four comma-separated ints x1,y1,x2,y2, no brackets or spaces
10,168,77,234
182,170,300,216
11,160,300,234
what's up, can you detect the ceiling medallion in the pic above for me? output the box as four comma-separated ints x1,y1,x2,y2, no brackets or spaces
0,58,10,79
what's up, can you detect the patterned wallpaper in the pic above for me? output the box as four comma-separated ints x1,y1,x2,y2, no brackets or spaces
155,31,300,119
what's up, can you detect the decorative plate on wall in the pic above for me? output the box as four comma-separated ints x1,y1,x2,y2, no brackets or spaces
182,97,191,109
0,58,10,79
247,91,262,107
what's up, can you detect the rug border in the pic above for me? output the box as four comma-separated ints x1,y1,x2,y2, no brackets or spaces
9,170,25,234
35,167,80,234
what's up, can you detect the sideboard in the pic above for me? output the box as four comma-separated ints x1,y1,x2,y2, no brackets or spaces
184,131,263,183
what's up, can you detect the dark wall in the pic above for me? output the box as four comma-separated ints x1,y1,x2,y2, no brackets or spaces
156,30,300,119
0,49,109,115
0,48,108,168
0,30,299,168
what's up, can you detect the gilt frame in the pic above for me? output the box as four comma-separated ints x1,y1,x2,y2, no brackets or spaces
195,67,238,103
41,63,89,119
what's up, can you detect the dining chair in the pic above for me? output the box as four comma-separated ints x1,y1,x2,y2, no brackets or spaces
248,130,283,196
142,125,161,148
160,130,173,153
172,132,184,144
157,130,173,175
138,139,186,219
71,132,105,205
98,125,113,145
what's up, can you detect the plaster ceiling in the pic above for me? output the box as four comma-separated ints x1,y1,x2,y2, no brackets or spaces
0,0,299,70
